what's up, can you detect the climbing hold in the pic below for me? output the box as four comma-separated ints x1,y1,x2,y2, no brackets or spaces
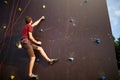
40,29,43,32
83,0,88,3
95,38,101,44
17,7,22,12
10,75,15,80
4,0,8,4
42,5,46,9
69,18,76,26
69,18,75,23
72,23,76,26
99,75,106,80
2,25,7,29
16,41,22,49
68,57,74,62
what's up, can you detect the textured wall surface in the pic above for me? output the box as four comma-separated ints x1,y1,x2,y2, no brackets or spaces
0,0,118,80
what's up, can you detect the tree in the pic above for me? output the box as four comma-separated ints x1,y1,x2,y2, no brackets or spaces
115,38,120,54
114,37,120,69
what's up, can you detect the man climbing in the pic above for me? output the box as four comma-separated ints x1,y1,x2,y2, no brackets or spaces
21,16,58,78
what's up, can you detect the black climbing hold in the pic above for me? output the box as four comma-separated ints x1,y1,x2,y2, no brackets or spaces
69,18,75,23
68,57,74,62
95,38,101,44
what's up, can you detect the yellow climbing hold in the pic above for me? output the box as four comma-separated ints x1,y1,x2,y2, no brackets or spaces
18,7,22,12
42,5,46,9
10,75,15,80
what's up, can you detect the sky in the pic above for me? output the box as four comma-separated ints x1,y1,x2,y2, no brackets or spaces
107,0,120,40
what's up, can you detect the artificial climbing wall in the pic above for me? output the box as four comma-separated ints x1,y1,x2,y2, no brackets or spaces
0,0,118,80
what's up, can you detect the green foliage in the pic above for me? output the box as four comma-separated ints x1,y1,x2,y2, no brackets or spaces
114,37,120,54
114,37,120,67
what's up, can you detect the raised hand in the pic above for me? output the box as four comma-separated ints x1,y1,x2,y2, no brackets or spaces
41,16,45,20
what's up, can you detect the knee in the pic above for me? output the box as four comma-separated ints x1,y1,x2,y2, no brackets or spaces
37,47,42,51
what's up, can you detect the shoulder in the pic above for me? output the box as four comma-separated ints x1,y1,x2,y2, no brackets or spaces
26,24,32,27
25,24,33,29
26,24,33,32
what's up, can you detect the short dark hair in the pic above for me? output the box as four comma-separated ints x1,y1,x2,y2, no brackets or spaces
25,16,32,24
